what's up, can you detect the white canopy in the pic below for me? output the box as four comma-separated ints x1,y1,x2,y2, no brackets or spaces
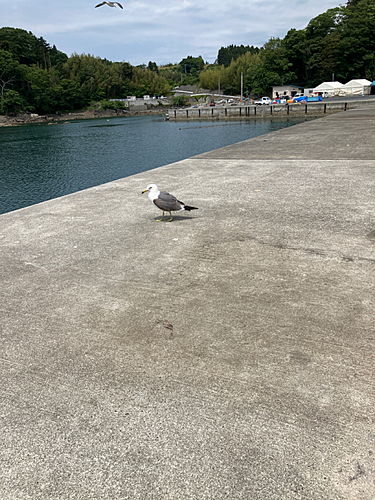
313,81,343,95
340,79,372,95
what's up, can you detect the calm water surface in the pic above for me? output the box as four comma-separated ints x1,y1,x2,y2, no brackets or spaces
0,114,310,215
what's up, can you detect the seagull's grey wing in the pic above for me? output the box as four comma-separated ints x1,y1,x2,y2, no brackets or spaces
95,2,106,7
153,191,183,212
116,2,124,8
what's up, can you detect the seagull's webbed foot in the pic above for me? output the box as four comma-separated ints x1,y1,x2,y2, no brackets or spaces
167,212,173,222
156,212,165,221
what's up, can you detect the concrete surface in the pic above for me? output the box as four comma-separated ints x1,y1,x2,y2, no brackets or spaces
1,105,374,499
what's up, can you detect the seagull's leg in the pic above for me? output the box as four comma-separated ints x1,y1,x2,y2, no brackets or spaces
156,211,165,221
167,212,173,222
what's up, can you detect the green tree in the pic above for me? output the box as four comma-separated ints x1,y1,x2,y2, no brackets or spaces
172,95,189,107
158,64,182,86
260,37,296,84
200,52,262,94
58,78,84,110
130,67,170,97
23,65,57,113
245,63,281,96
62,53,106,102
147,61,158,72
217,44,259,67
283,28,308,84
338,0,375,80
199,65,223,90
0,89,25,114
179,55,204,74
0,27,43,66
49,44,68,69
0,49,19,98
303,7,344,85
0,27,68,70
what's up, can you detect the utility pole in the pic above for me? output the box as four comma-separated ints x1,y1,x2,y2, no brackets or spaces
241,72,243,101
218,76,220,97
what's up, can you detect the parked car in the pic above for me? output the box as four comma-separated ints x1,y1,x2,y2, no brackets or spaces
293,96,308,103
254,97,271,105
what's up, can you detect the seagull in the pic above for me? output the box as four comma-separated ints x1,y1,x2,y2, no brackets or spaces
142,184,198,222
95,2,123,8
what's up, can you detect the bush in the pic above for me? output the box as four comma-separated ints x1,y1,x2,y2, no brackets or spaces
172,95,189,107
0,90,26,114
98,99,126,110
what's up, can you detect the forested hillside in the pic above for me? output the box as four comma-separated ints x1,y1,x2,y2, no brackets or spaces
201,0,375,95
0,0,374,114
0,26,173,114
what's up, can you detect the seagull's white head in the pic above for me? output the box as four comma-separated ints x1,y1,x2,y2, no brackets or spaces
142,184,159,201
142,184,158,194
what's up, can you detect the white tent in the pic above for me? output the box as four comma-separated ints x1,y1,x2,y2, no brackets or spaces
339,79,371,96
313,81,344,96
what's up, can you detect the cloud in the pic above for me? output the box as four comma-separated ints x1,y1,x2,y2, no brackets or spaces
0,0,341,65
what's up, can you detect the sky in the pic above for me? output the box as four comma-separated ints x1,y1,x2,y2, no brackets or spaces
1,0,342,66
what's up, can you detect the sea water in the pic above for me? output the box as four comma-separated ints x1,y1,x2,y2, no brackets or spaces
0,114,311,215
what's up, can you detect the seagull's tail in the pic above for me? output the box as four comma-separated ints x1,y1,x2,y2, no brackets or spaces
183,205,198,211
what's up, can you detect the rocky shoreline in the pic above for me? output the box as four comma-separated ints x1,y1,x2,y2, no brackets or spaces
0,108,165,127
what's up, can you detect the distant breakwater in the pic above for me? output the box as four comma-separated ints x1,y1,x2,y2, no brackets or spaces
167,99,370,121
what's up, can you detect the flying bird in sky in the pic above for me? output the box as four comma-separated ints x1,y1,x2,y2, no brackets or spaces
142,184,198,222
95,2,123,8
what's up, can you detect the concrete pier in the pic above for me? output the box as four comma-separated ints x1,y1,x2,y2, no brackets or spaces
168,97,374,120
1,105,375,499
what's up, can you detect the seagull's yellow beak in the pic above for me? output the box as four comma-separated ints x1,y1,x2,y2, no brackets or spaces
142,189,148,194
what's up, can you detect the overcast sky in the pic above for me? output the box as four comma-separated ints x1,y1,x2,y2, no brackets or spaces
1,0,341,66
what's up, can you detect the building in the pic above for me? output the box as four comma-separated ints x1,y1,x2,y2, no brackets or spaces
272,85,304,99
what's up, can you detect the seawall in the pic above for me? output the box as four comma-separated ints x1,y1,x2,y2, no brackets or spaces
168,96,374,120
1,104,375,499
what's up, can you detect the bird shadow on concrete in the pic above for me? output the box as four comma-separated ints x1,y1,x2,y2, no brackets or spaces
152,215,198,222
